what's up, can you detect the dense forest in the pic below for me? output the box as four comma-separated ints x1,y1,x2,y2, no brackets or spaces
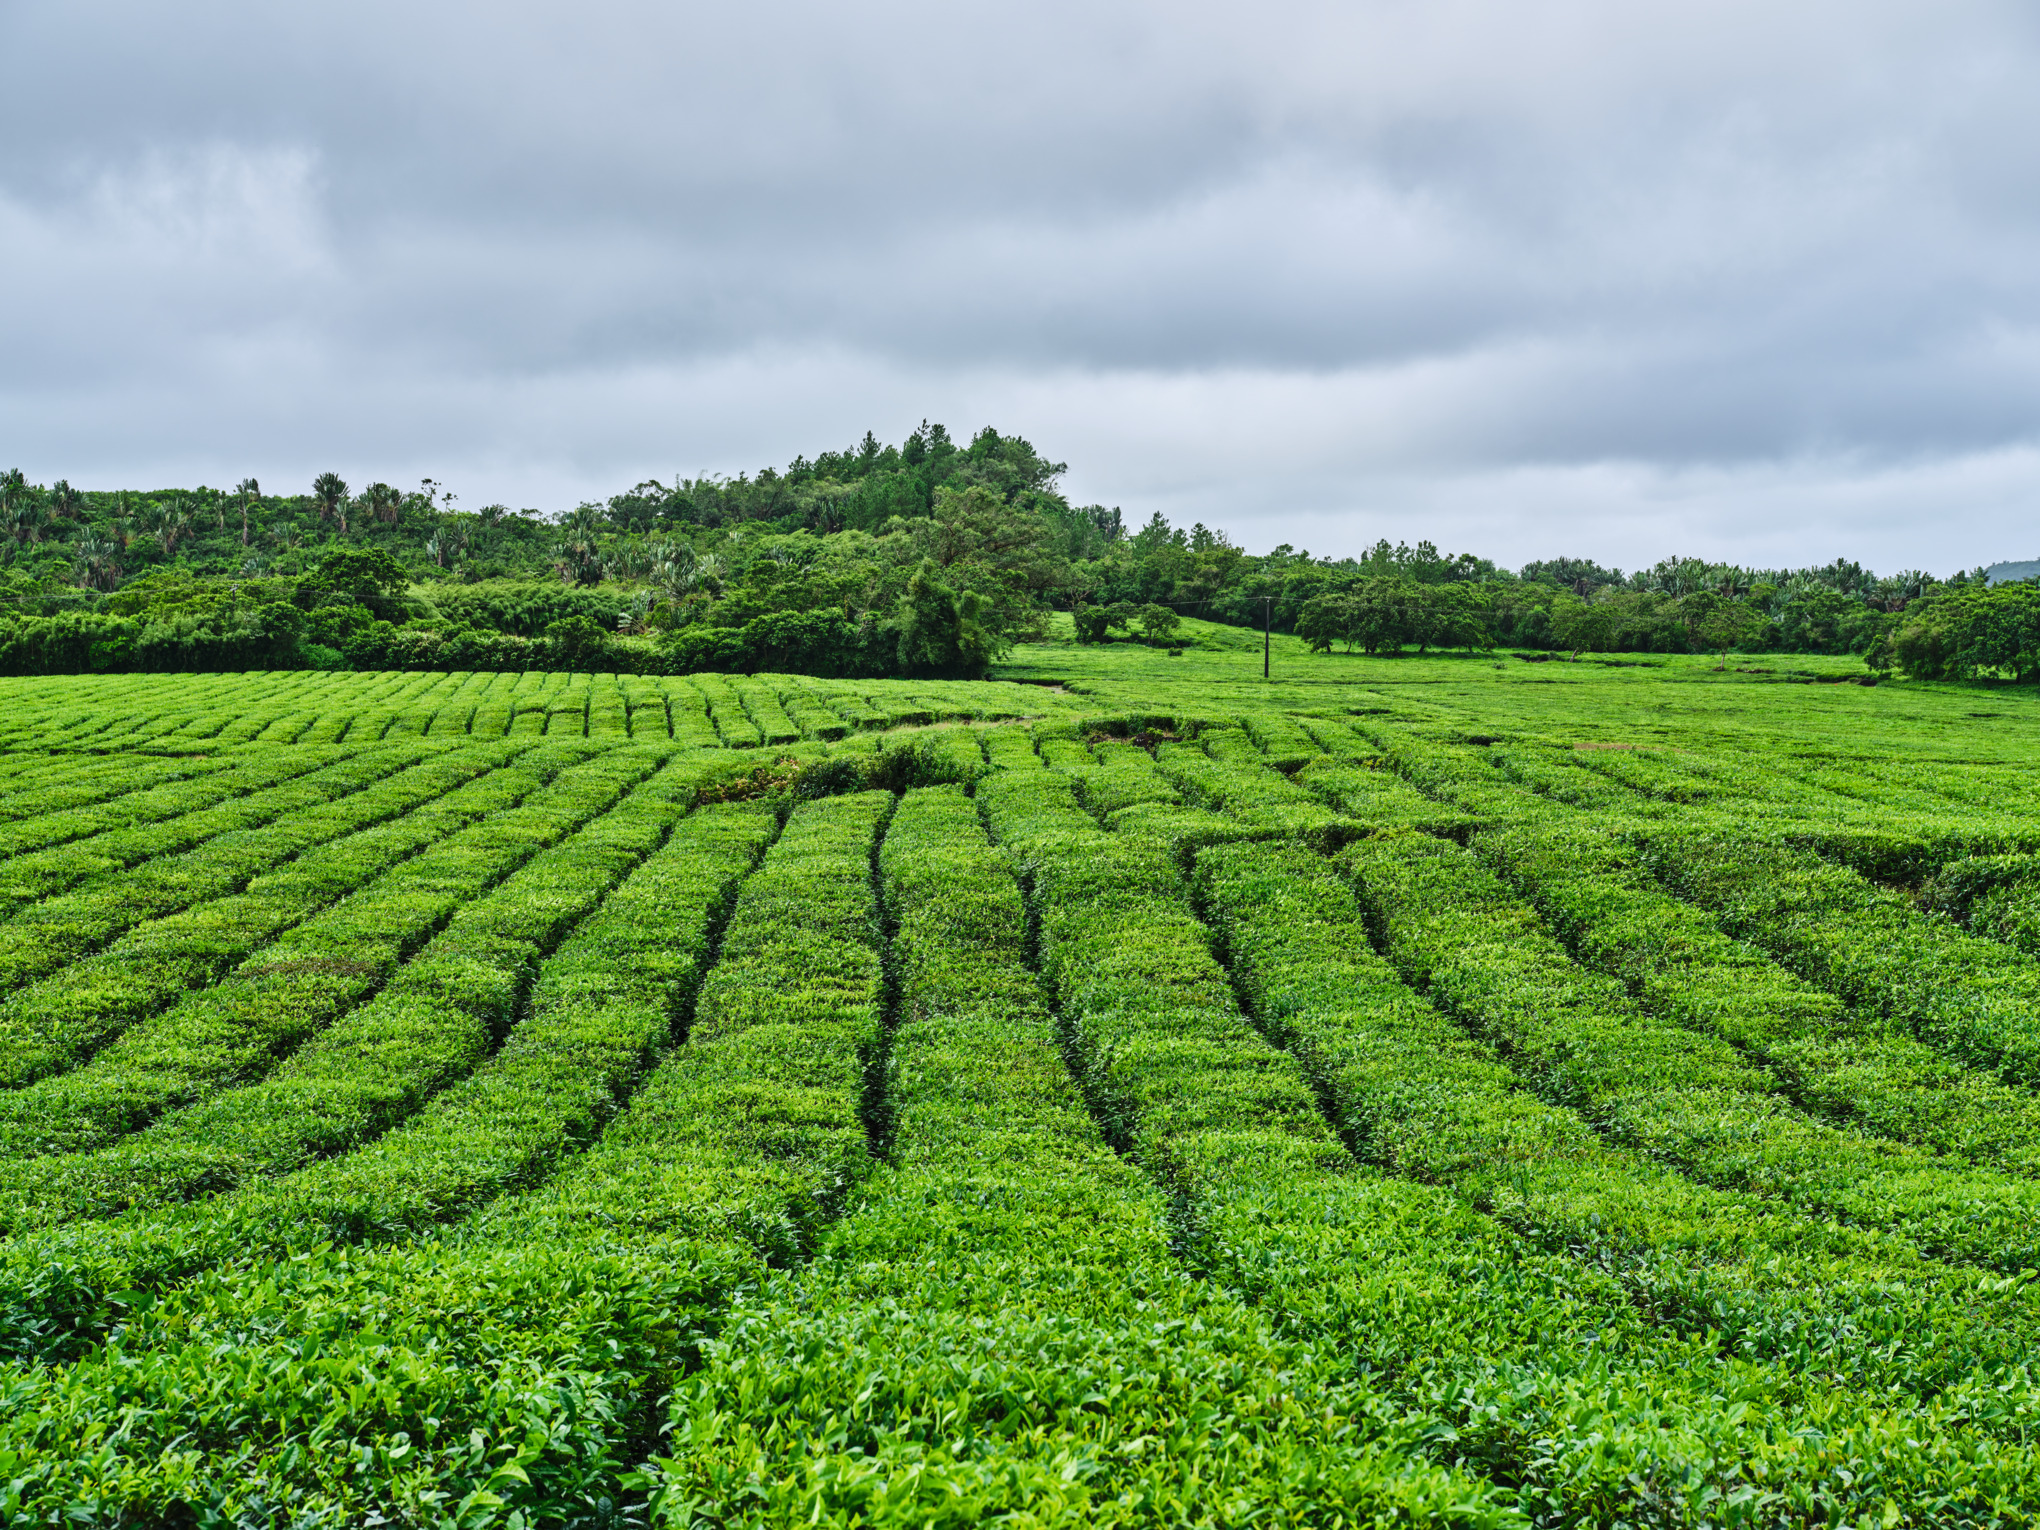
0,425,2034,680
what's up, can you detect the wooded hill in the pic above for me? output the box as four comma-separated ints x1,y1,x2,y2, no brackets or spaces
0,429,2032,680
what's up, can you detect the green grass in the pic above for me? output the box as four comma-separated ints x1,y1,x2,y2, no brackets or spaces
2,654,2040,1527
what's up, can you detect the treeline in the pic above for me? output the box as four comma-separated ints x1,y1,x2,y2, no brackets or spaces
0,424,1097,590
1,434,2031,680
0,429,1082,679
0,487,1038,681
1874,581,2040,683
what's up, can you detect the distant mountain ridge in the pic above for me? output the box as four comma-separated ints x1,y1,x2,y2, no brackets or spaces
1986,561,2040,584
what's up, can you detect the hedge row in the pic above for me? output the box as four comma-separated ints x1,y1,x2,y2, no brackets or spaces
991,762,2040,1520
1141,732,1357,852
1481,823,2040,1175
1484,740,1674,817
546,680,594,737
910,726,987,784
1640,826,2040,1089
1041,733,1183,816
686,673,765,748
1339,832,2040,1351
1338,726,2040,1093
730,677,801,744
0,751,770,1358
588,681,629,737
0,744,485,1071
0,747,362,916
296,793,781,1252
661,679,722,747
806,680,890,731
502,788,896,1262
629,782,1514,1526
1556,739,2040,880
1237,709,1318,769
1924,853,2040,959
1198,836,2040,1520
0,750,237,825
0,807,792,1524
774,681,851,740
1340,718,1549,821
0,738,459,1020
1292,716,1483,836
978,721,1042,771
983,766,1624,1505
1162,728,1341,827
0,749,107,791
0,742,639,1201
0,743,326,864
614,674,662,739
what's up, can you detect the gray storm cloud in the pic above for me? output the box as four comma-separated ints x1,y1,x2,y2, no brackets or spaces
2,0,2037,570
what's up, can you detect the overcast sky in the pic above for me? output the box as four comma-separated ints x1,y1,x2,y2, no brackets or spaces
4,0,2037,572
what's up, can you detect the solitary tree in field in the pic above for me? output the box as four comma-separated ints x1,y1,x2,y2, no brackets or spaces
1694,599,1765,668
1134,603,1181,644
1552,598,1615,660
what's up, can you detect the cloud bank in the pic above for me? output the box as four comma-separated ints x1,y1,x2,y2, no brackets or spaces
3,0,2037,569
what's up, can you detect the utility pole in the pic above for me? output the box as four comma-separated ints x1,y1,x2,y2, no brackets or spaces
1261,595,1273,680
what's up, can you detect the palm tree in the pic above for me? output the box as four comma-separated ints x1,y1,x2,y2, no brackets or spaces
617,589,656,634
363,482,402,525
311,472,349,528
424,533,447,568
75,531,122,590
149,497,194,557
235,478,260,546
1715,567,1752,600
48,480,84,522
553,528,606,586
0,470,38,547
648,542,697,603
1641,555,1713,597
6,493,48,547
1867,570,1931,612
605,539,654,581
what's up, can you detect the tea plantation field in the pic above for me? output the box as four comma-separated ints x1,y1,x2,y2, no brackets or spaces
3,649,2040,1527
